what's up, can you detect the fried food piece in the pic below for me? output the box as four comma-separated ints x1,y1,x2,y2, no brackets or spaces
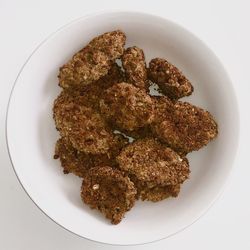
100,83,154,131
68,63,125,111
121,46,148,90
81,166,137,224
54,137,100,177
148,58,193,100
54,135,128,177
152,98,218,154
53,91,117,154
58,30,126,89
117,138,190,187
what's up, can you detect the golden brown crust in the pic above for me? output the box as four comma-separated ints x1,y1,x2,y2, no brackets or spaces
148,58,193,99
100,82,154,131
81,166,137,224
54,136,128,177
128,174,180,202
58,30,126,88
54,138,102,177
138,183,180,202
53,91,117,154
66,63,125,111
116,138,190,187
152,96,175,121
151,98,218,154
121,46,148,90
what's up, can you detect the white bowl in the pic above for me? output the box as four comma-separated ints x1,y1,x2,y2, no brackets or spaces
6,11,239,245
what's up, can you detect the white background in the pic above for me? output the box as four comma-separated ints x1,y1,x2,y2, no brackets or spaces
0,0,249,249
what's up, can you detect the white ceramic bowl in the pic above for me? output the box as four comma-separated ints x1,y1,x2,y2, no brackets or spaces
6,11,239,245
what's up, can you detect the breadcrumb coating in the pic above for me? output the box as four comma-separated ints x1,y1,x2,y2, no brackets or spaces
152,95,175,120
58,30,126,88
121,46,148,90
54,136,128,177
100,82,154,131
138,183,180,202
81,166,136,224
152,98,218,154
116,138,190,187
148,58,193,99
128,174,180,202
67,63,125,111
53,91,117,154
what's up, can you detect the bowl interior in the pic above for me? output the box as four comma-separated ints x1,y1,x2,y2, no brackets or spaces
6,12,238,245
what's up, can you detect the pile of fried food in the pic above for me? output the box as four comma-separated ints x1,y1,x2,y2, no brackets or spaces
53,30,218,224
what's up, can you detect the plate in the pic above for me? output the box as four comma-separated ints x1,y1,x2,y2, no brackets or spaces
6,11,239,245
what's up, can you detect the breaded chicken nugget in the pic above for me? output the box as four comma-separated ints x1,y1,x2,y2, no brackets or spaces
100,83,154,131
54,135,128,177
58,30,126,89
116,138,190,187
53,91,117,154
81,166,137,224
148,58,193,100
121,46,148,90
54,137,99,177
152,98,218,154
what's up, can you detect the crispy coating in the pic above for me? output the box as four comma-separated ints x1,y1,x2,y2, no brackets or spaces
138,183,180,202
58,30,126,88
84,63,125,109
54,136,128,177
121,46,148,90
152,95,175,120
54,138,102,177
117,138,190,187
129,174,180,201
53,91,117,154
152,98,218,154
81,166,137,224
100,82,154,131
67,63,125,111
148,58,193,99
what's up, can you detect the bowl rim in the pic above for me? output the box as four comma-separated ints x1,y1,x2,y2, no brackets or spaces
5,10,240,246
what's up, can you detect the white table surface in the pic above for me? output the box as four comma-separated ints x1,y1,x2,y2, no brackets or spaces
1,0,249,249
